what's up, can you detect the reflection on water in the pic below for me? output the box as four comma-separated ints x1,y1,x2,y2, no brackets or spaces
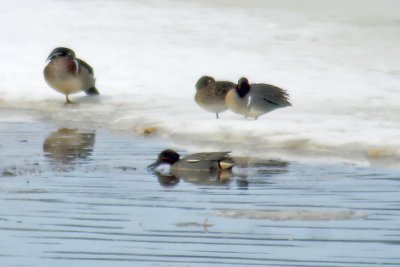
155,172,180,187
233,157,289,169
154,169,233,187
43,128,95,165
153,158,289,188
2,121,400,267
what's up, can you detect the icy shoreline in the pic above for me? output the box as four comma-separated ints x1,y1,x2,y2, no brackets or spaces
1,97,399,168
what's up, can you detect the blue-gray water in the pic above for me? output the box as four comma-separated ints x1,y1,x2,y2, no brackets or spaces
1,113,400,267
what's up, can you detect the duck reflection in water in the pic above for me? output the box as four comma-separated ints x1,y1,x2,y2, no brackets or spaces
43,128,95,165
154,168,234,188
232,157,289,188
155,173,181,187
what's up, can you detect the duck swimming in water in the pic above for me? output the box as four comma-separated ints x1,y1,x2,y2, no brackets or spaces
148,149,235,172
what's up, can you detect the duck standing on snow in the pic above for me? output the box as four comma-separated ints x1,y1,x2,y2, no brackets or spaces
195,76,236,119
44,47,99,104
225,77,291,119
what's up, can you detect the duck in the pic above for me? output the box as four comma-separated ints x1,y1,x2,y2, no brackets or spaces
225,77,291,119
148,149,235,172
195,76,236,119
44,47,99,104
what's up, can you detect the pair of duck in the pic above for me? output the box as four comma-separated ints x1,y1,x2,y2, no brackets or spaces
195,76,291,119
43,47,290,174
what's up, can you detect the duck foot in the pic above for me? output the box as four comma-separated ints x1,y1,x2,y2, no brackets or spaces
64,95,74,105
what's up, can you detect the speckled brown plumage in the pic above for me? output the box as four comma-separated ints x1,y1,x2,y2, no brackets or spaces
195,76,236,118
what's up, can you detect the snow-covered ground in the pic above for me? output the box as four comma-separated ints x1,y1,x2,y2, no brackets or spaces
1,0,399,165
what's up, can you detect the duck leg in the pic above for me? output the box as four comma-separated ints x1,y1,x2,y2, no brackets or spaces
65,95,73,105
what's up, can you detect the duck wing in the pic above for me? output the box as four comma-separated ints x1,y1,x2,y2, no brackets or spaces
77,58,94,75
251,83,291,107
183,152,231,163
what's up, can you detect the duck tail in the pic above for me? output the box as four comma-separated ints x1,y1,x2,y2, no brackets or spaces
218,158,235,170
85,86,100,95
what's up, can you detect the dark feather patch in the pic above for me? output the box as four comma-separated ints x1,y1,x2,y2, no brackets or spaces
263,98,280,106
77,58,94,75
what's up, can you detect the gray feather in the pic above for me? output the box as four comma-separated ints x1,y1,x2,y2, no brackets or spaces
183,152,231,162
251,83,291,107
77,58,94,76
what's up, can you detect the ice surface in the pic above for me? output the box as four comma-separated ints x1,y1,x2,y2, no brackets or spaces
213,209,368,221
1,0,400,165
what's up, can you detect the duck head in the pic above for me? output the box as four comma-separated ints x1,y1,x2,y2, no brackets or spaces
236,77,250,98
47,47,76,62
195,76,216,90
148,149,180,169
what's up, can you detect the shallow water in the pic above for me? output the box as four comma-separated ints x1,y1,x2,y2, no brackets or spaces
1,114,400,267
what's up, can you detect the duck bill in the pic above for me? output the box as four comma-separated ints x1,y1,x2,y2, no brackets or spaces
147,160,160,170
